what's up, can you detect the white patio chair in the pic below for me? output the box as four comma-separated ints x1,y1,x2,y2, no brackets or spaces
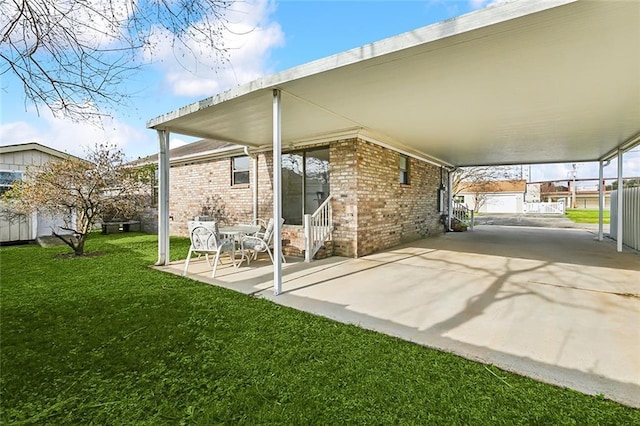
183,221,235,278
240,218,286,265
254,217,268,232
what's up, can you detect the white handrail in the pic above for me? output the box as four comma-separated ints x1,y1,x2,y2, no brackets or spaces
452,200,474,231
304,194,333,262
313,195,333,218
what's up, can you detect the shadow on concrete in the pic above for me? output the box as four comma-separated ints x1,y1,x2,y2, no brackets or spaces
267,288,640,408
421,225,640,271
256,240,640,407
156,226,640,407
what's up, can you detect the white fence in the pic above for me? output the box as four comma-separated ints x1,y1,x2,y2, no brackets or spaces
610,187,640,251
523,201,565,215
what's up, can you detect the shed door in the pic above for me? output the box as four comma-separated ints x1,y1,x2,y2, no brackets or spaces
37,212,76,237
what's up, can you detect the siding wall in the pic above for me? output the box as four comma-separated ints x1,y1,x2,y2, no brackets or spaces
0,149,62,242
0,149,58,171
610,187,640,251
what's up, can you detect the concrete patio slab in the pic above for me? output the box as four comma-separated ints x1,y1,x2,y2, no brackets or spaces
156,225,640,407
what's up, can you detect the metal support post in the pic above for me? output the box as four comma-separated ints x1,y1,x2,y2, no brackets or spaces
447,170,453,231
156,130,170,266
273,89,283,294
616,149,623,252
598,160,604,241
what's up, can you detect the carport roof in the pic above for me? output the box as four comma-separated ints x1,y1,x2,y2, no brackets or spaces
147,0,640,168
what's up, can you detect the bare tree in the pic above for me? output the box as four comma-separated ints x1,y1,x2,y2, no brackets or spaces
453,166,520,213
2,144,154,255
1,0,234,121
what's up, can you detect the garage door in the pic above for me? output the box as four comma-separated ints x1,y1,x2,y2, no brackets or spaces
485,195,518,213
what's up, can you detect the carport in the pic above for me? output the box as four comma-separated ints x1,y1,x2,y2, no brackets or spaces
148,0,640,294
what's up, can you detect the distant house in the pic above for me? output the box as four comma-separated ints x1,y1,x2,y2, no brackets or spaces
0,143,81,243
529,179,615,210
457,180,526,214
134,137,452,259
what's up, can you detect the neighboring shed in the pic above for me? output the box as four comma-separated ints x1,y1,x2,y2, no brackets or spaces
457,180,526,214
0,143,81,243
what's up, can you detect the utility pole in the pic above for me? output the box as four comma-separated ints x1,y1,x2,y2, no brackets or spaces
570,164,577,209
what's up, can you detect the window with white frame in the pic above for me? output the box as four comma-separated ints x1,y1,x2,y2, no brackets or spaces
0,171,23,195
231,156,250,186
399,155,409,185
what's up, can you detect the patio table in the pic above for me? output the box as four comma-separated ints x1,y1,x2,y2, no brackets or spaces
219,225,262,266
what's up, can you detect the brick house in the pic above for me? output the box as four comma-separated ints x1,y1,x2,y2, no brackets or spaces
136,136,450,259
146,1,638,291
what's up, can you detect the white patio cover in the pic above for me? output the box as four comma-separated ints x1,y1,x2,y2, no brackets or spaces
149,0,639,166
148,0,640,291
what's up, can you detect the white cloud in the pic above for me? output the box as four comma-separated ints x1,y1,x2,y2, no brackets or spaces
0,0,135,53
528,150,640,183
469,0,488,8
469,0,511,10
147,0,284,97
170,138,190,149
0,108,154,161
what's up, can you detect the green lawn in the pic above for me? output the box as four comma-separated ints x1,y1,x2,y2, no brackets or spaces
566,209,610,224
1,234,637,424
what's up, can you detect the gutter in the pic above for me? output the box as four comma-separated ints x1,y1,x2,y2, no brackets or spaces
244,146,259,224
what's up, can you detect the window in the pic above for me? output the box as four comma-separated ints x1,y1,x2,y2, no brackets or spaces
282,147,330,225
231,156,250,186
0,171,23,195
399,155,409,184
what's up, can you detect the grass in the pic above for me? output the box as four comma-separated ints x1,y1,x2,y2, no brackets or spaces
1,233,638,424
565,209,610,224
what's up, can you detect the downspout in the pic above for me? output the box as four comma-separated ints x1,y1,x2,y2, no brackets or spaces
244,146,258,224
31,211,38,240
447,167,456,231
156,129,170,266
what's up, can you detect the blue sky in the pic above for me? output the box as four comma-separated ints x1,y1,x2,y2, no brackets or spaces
1,0,637,182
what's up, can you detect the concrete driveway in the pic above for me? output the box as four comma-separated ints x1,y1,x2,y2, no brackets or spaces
158,225,640,407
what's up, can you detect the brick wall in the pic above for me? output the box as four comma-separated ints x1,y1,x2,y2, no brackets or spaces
354,140,444,257
309,138,444,257
140,207,158,234
160,138,445,258
256,154,274,221
169,157,253,236
329,139,359,257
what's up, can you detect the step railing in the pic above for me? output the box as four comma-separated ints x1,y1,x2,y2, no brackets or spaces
304,194,333,262
452,200,474,231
